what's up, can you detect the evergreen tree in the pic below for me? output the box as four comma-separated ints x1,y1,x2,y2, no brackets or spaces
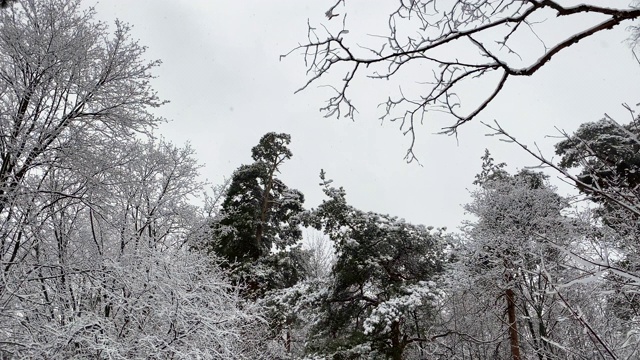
555,117,640,242
305,171,444,359
208,133,306,296
555,118,640,352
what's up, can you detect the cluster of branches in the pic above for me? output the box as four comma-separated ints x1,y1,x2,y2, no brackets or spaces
284,0,640,161
421,103,640,359
485,107,640,293
0,1,278,358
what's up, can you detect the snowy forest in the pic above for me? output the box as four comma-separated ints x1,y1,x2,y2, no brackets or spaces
1,0,640,359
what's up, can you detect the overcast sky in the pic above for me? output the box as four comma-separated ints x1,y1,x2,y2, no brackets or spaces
89,1,640,230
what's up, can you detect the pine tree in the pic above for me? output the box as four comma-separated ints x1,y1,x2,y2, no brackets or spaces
305,171,444,359
208,133,306,297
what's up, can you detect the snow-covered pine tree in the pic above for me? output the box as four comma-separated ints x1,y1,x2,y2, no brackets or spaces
304,171,445,359
207,133,307,298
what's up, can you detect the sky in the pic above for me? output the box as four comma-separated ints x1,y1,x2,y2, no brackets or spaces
88,0,640,230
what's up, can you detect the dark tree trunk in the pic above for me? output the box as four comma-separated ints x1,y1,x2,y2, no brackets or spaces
506,288,521,360
390,320,405,360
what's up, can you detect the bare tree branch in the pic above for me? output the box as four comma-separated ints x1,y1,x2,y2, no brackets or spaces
482,120,640,218
285,0,640,160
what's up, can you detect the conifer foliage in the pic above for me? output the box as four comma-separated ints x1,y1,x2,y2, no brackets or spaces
304,172,445,359
208,133,307,297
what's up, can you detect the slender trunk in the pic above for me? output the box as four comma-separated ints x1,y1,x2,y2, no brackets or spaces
522,303,543,360
506,288,521,360
390,320,404,360
256,162,277,254
285,328,291,353
4,230,21,273
412,310,425,358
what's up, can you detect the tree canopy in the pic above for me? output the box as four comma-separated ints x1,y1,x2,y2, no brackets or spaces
3,0,640,359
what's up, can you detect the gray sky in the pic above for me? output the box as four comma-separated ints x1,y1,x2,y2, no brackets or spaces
90,0,640,230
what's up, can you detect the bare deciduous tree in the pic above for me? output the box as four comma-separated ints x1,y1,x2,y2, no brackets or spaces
284,0,640,161
0,1,281,358
302,229,335,279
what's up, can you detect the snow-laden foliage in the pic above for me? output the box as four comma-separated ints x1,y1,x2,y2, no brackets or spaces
553,116,640,358
426,153,630,359
203,133,307,302
0,136,277,359
0,2,278,358
259,276,333,357
6,1,640,359
210,133,305,262
363,281,441,336
303,172,445,360
2,246,271,359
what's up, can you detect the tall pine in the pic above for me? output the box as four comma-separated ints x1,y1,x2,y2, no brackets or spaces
209,133,306,297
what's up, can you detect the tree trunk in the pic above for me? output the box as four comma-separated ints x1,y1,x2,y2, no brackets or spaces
255,163,277,254
285,328,291,353
390,320,404,360
506,288,521,360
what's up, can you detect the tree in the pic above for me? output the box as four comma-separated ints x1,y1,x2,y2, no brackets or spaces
0,1,279,358
555,116,640,236
0,0,162,220
439,152,597,360
556,116,640,192
479,118,640,358
554,115,640,355
203,133,308,353
305,172,444,359
284,1,640,160
0,136,277,358
258,274,333,357
301,230,336,280
251,232,336,358
486,117,640,241
0,0,163,326
211,132,305,264
201,133,311,355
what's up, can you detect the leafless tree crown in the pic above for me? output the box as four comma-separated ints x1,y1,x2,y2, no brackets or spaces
284,0,640,161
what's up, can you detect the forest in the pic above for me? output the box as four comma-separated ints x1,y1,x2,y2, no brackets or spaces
1,0,640,359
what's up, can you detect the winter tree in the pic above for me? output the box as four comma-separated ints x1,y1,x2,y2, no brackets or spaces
0,1,278,358
303,171,445,359
197,133,310,355
205,132,307,298
211,133,304,261
555,116,640,241
284,1,640,160
431,151,616,360
553,116,640,357
476,114,640,358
